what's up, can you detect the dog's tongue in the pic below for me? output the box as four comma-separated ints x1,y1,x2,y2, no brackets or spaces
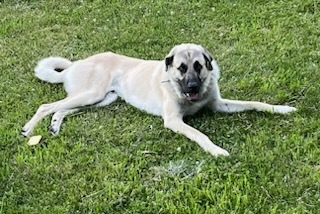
186,93,199,101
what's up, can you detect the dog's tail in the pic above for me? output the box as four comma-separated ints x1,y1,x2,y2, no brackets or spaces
34,57,73,83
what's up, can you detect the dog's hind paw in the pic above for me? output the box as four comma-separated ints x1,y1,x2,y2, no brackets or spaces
273,105,297,114
48,125,59,135
21,126,32,137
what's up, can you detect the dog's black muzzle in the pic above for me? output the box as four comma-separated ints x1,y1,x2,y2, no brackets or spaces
179,76,201,102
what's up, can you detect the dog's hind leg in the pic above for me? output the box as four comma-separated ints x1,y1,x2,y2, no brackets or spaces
48,91,118,135
48,108,79,135
95,91,118,107
211,98,297,114
22,91,107,136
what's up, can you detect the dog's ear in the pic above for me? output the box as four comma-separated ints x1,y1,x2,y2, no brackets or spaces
202,49,213,71
165,45,179,71
165,55,174,71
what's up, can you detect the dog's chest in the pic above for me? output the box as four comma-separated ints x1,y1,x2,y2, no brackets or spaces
180,99,208,116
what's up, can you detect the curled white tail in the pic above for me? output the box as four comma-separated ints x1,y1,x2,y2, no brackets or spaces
34,57,73,83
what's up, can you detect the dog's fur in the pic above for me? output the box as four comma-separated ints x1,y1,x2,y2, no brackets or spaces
22,44,296,156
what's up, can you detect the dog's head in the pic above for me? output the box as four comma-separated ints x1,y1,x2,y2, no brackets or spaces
165,44,220,102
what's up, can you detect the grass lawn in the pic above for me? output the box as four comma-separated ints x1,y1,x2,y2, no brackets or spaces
1,0,319,213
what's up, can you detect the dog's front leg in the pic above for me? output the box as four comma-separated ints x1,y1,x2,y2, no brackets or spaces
163,115,229,157
211,98,297,114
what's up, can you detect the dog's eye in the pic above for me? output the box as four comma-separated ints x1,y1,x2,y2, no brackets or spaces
178,63,188,73
194,61,202,73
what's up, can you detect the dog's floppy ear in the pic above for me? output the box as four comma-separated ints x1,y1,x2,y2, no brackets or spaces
165,45,178,71
165,55,174,71
202,49,213,71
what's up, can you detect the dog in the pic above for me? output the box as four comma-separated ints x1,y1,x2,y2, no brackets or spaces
22,44,297,156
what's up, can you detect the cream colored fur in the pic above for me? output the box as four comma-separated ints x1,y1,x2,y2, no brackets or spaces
22,44,297,157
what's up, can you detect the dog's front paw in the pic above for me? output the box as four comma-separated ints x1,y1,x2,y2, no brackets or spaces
207,145,230,157
273,105,297,114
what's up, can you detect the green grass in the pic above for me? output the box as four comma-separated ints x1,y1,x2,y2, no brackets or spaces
1,0,320,213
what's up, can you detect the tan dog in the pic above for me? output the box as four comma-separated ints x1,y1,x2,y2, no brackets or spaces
22,44,296,156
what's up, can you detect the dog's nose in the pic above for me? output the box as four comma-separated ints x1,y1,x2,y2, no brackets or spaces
187,81,199,91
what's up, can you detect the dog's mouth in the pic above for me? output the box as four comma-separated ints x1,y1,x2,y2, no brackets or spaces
176,79,201,102
184,92,199,101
